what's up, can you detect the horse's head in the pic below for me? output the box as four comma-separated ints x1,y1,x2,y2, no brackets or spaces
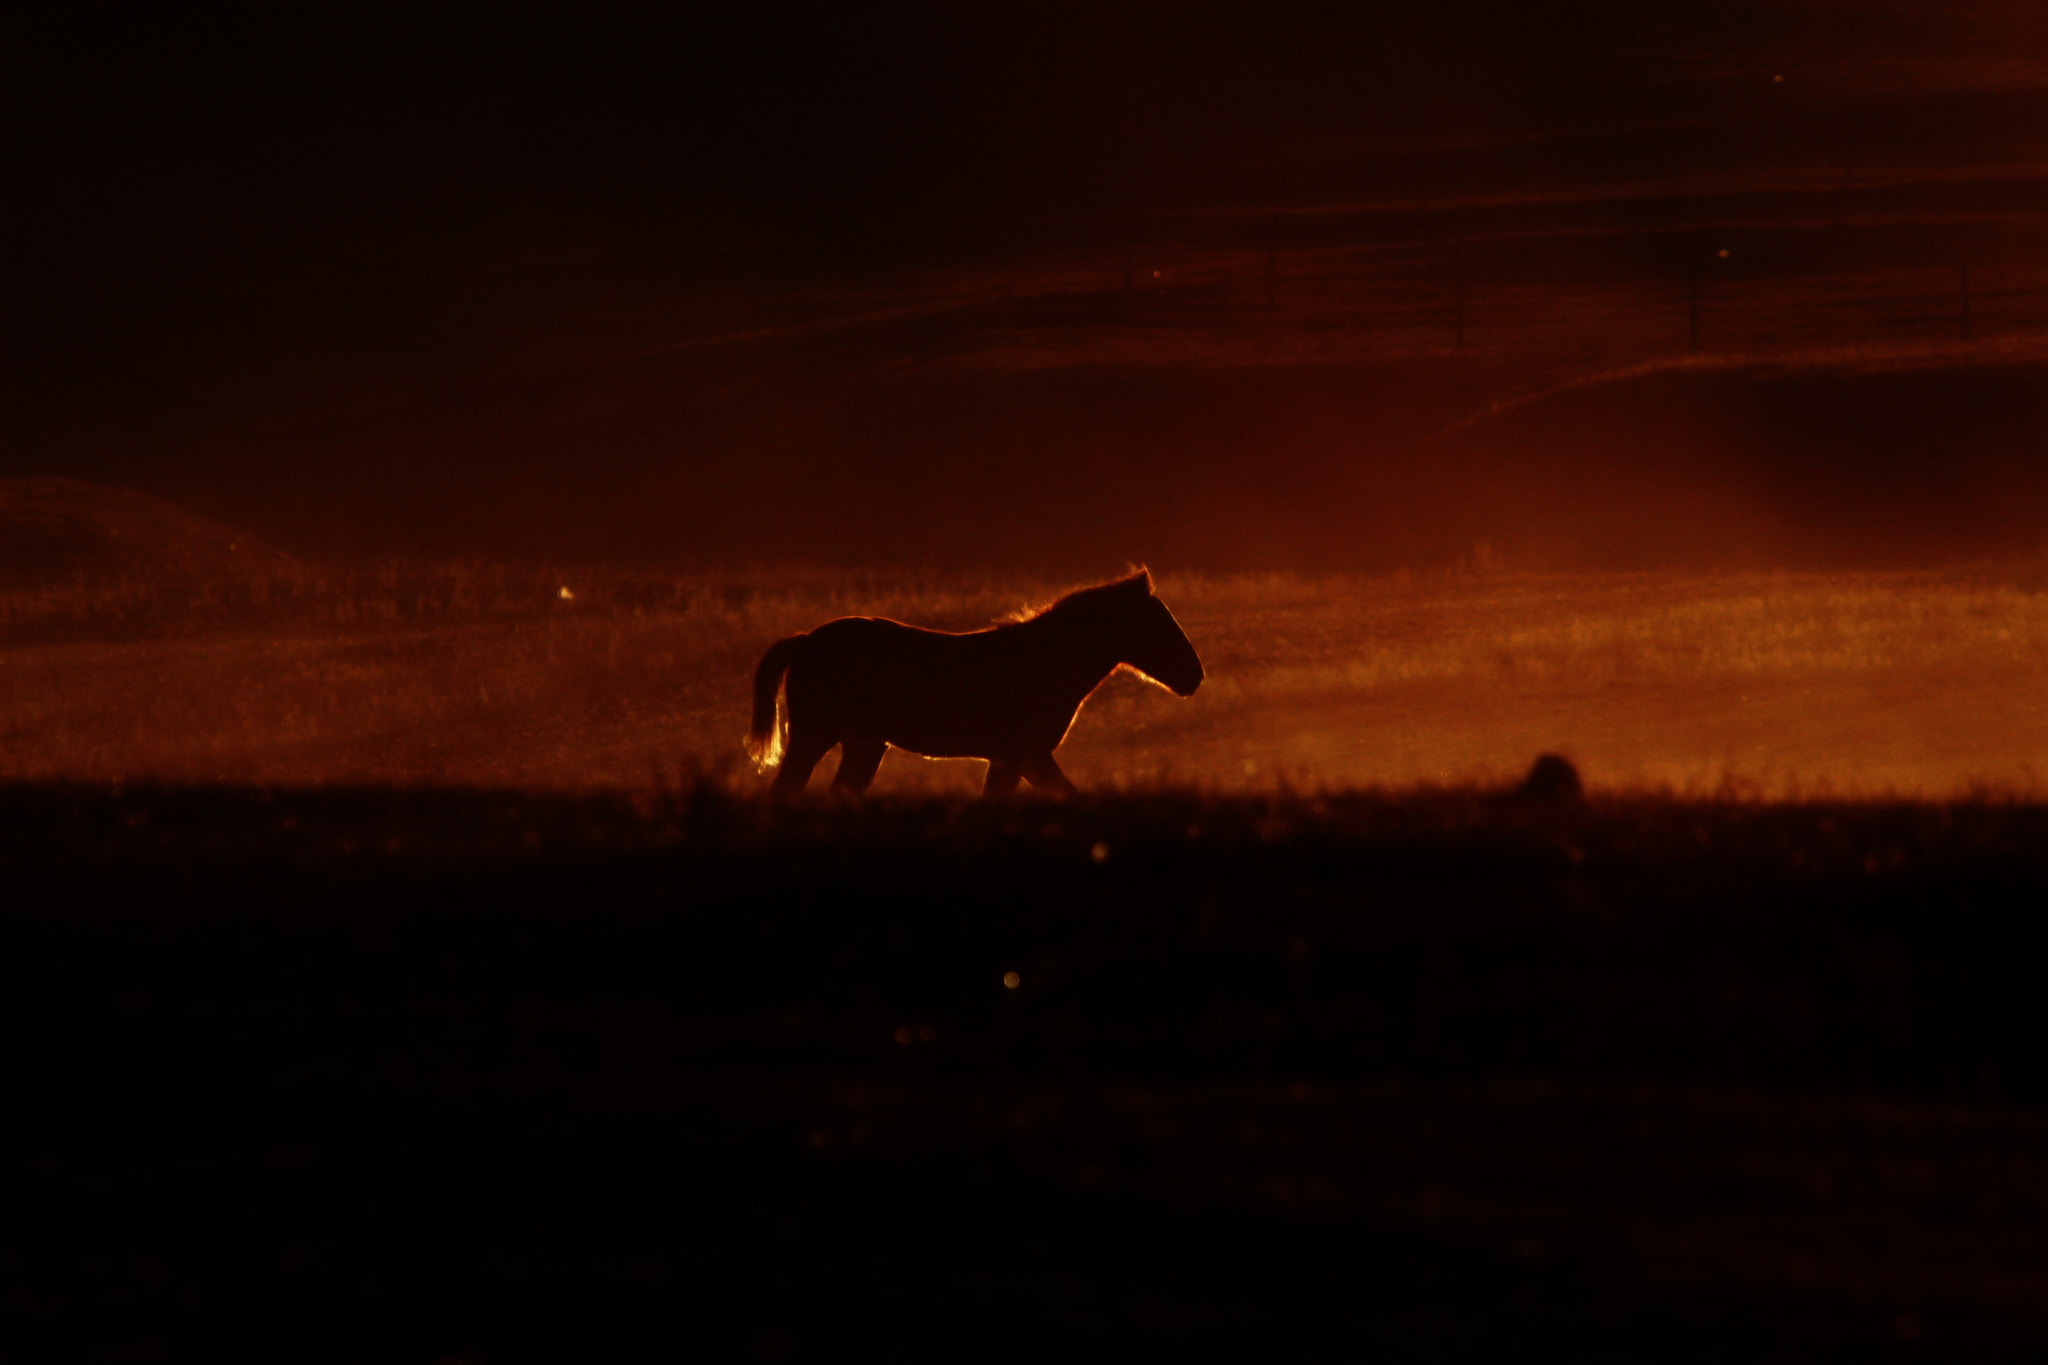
1112,571,1204,697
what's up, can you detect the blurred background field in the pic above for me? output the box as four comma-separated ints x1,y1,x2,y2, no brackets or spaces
5,532,2046,798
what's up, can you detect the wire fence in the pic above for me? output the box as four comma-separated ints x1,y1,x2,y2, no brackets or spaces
902,209,2048,375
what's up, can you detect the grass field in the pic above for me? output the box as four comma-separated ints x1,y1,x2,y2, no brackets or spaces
17,10,2048,1357
5,562,2047,798
6,781,2048,1360
9,557,2048,1357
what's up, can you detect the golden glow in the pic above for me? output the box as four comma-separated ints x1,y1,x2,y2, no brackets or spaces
1116,663,1177,692
1003,971,1021,989
6,567,2044,799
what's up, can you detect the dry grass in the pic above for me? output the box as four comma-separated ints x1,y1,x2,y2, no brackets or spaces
1169,569,2048,796
3,562,2045,797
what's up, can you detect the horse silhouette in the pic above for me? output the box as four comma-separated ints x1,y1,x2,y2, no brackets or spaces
746,568,1204,797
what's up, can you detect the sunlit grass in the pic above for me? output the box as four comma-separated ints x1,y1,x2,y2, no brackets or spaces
1153,570,2048,797
3,563,2045,797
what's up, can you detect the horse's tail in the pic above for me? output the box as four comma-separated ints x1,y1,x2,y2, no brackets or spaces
744,633,806,770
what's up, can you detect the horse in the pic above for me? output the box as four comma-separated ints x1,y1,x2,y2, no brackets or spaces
745,568,1204,797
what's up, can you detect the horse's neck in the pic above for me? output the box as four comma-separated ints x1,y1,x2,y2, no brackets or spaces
1017,609,1120,698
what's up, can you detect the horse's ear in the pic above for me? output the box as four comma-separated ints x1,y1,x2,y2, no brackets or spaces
1119,566,1154,596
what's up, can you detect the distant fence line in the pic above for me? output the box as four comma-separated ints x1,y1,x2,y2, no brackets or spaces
1054,218,2048,365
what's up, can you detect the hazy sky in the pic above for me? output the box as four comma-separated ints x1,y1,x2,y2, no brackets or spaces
15,2,1990,383
8,3,2048,568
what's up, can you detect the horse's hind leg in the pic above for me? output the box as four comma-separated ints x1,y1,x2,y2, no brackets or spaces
832,738,887,793
982,760,1022,798
771,728,834,797
1021,754,1077,798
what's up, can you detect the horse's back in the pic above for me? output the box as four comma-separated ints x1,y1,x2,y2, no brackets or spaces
801,614,980,668
785,616,1037,759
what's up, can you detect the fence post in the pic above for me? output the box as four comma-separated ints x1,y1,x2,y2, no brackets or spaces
1687,268,1700,353
1453,251,1466,347
1960,251,1972,341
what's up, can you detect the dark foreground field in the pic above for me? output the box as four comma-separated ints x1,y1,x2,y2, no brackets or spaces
6,784,2048,1362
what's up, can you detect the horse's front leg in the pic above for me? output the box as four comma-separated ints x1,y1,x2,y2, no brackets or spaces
832,738,887,793
982,760,1022,798
1020,754,1077,798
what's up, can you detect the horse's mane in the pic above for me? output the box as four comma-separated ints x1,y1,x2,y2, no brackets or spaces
1004,567,1152,625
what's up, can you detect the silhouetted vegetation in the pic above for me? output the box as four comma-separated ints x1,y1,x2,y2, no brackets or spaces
6,782,2048,1359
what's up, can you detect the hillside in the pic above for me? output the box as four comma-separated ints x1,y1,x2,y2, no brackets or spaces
0,478,290,589
1423,350,2048,570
